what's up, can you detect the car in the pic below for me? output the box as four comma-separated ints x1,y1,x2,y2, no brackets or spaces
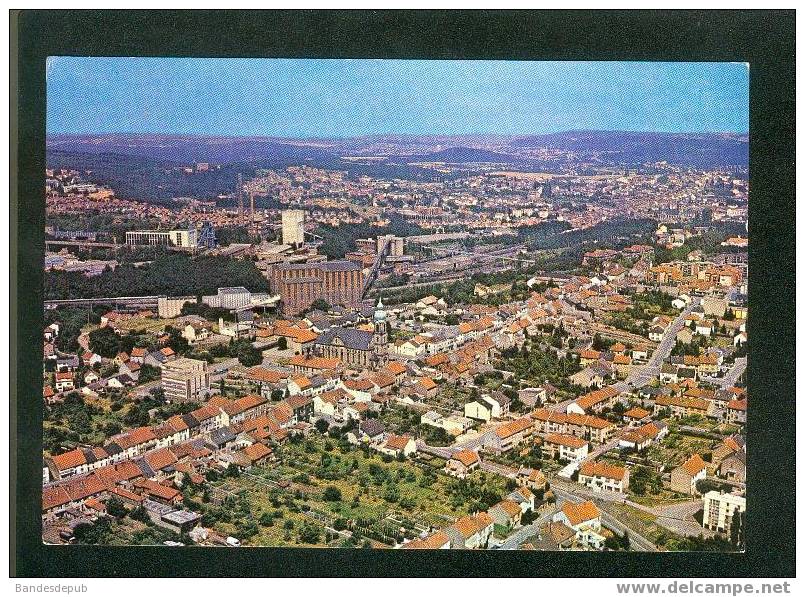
226,536,241,547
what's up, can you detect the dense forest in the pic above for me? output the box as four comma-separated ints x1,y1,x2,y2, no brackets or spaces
47,150,252,202
45,254,270,300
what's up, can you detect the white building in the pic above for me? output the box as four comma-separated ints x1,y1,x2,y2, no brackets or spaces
703,491,746,533
203,287,252,310
161,358,210,403
281,209,305,246
126,228,198,248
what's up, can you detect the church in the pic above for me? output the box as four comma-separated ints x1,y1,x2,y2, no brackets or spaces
312,299,389,370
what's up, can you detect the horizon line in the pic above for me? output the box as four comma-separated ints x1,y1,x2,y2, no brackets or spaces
46,128,750,141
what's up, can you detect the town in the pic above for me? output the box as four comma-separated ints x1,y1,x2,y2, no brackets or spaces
41,135,748,551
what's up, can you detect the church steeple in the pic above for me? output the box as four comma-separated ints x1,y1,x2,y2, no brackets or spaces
372,296,388,367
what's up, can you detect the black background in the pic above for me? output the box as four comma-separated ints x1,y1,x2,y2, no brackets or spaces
10,9,795,578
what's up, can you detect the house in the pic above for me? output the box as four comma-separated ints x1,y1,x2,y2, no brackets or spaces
56,355,80,372
182,322,212,345
619,421,668,451
246,366,288,398
507,485,537,514
384,360,408,384
401,531,451,550
676,327,695,345
516,468,547,492
445,449,480,479
578,461,629,493
357,419,386,443
488,499,523,530
612,354,632,378
717,450,746,483
660,363,679,384
379,434,417,458
119,360,141,380
552,501,605,550
46,446,111,480
565,413,617,444
542,434,589,462
241,442,273,467
44,323,59,342
670,454,708,495
654,395,712,419
531,409,616,444
569,367,605,389
623,407,651,425
54,371,75,392
444,512,494,549
412,376,438,399
129,347,148,364
533,521,576,550
517,387,547,408
726,398,747,425
464,393,510,422
132,478,183,506
144,347,177,368
81,351,102,367
567,386,620,415
486,417,533,454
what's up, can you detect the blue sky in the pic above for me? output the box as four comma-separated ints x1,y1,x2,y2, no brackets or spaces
46,58,748,137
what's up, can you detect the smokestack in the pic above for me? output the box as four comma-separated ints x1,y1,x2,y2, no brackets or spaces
237,173,243,217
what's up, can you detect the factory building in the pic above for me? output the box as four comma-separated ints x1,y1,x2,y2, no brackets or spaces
271,260,364,315
125,228,198,248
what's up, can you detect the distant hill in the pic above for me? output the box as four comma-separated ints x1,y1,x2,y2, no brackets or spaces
511,130,748,168
49,131,748,169
47,134,338,165
46,131,748,202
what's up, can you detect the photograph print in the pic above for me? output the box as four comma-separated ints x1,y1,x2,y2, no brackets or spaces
41,57,748,552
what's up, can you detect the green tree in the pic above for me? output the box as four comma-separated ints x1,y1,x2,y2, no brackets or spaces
106,496,128,519
88,326,121,358
322,486,342,502
235,341,262,367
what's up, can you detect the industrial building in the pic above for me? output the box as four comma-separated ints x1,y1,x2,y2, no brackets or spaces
281,209,306,247
270,260,364,315
125,228,198,248
202,287,253,310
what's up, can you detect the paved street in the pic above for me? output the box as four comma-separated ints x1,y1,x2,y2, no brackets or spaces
497,508,557,550
628,499,707,538
623,298,702,389
700,356,746,389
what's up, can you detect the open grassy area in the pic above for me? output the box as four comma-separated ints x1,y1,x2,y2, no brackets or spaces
201,435,512,547
599,501,671,546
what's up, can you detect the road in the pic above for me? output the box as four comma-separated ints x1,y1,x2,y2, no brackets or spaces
700,357,746,389
497,508,557,550
632,499,707,538
622,298,702,389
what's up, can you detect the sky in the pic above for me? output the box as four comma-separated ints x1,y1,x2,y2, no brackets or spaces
46,58,749,137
